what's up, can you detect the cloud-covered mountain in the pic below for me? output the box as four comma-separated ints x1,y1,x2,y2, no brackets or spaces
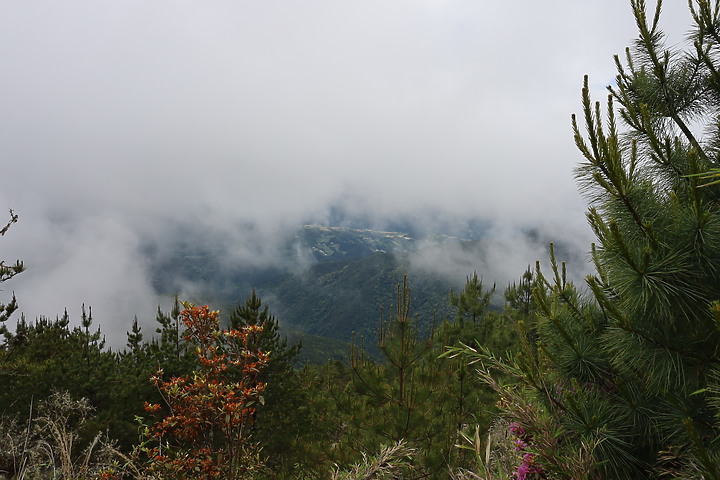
143,223,586,354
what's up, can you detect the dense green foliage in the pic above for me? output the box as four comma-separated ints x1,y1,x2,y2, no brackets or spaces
447,1,720,478
251,251,455,348
449,272,495,325
0,274,520,479
227,291,315,476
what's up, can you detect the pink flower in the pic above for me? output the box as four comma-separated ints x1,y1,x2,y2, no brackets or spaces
509,422,525,437
515,453,542,480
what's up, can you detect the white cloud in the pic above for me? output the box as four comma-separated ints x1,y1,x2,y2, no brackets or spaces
0,0,694,337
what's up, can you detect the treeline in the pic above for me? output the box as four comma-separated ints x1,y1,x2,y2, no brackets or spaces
0,272,525,479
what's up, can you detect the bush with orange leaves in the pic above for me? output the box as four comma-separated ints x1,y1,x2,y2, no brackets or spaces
139,303,269,480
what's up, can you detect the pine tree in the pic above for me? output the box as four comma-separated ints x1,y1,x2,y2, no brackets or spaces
151,296,185,361
146,296,195,379
126,315,143,353
504,266,536,316
569,1,720,475
449,272,495,325
228,289,301,374
433,313,511,471
338,276,454,478
227,290,308,477
451,1,720,478
441,273,517,436
0,209,24,324
0,309,123,452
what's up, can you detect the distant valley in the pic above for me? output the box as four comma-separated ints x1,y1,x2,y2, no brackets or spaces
146,223,570,362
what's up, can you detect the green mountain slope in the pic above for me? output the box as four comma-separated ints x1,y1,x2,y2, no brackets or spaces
294,225,417,261
254,251,452,344
148,225,460,361
147,223,579,362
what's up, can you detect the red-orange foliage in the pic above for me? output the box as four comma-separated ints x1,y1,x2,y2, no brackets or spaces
141,303,269,480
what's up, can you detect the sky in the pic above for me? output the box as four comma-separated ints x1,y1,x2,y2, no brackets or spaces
0,1,693,344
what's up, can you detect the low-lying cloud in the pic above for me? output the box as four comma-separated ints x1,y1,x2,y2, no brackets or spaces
0,1,692,345
406,219,594,294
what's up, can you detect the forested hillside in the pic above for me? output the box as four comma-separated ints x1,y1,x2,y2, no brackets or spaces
146,224,558,354
0,264,519,479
